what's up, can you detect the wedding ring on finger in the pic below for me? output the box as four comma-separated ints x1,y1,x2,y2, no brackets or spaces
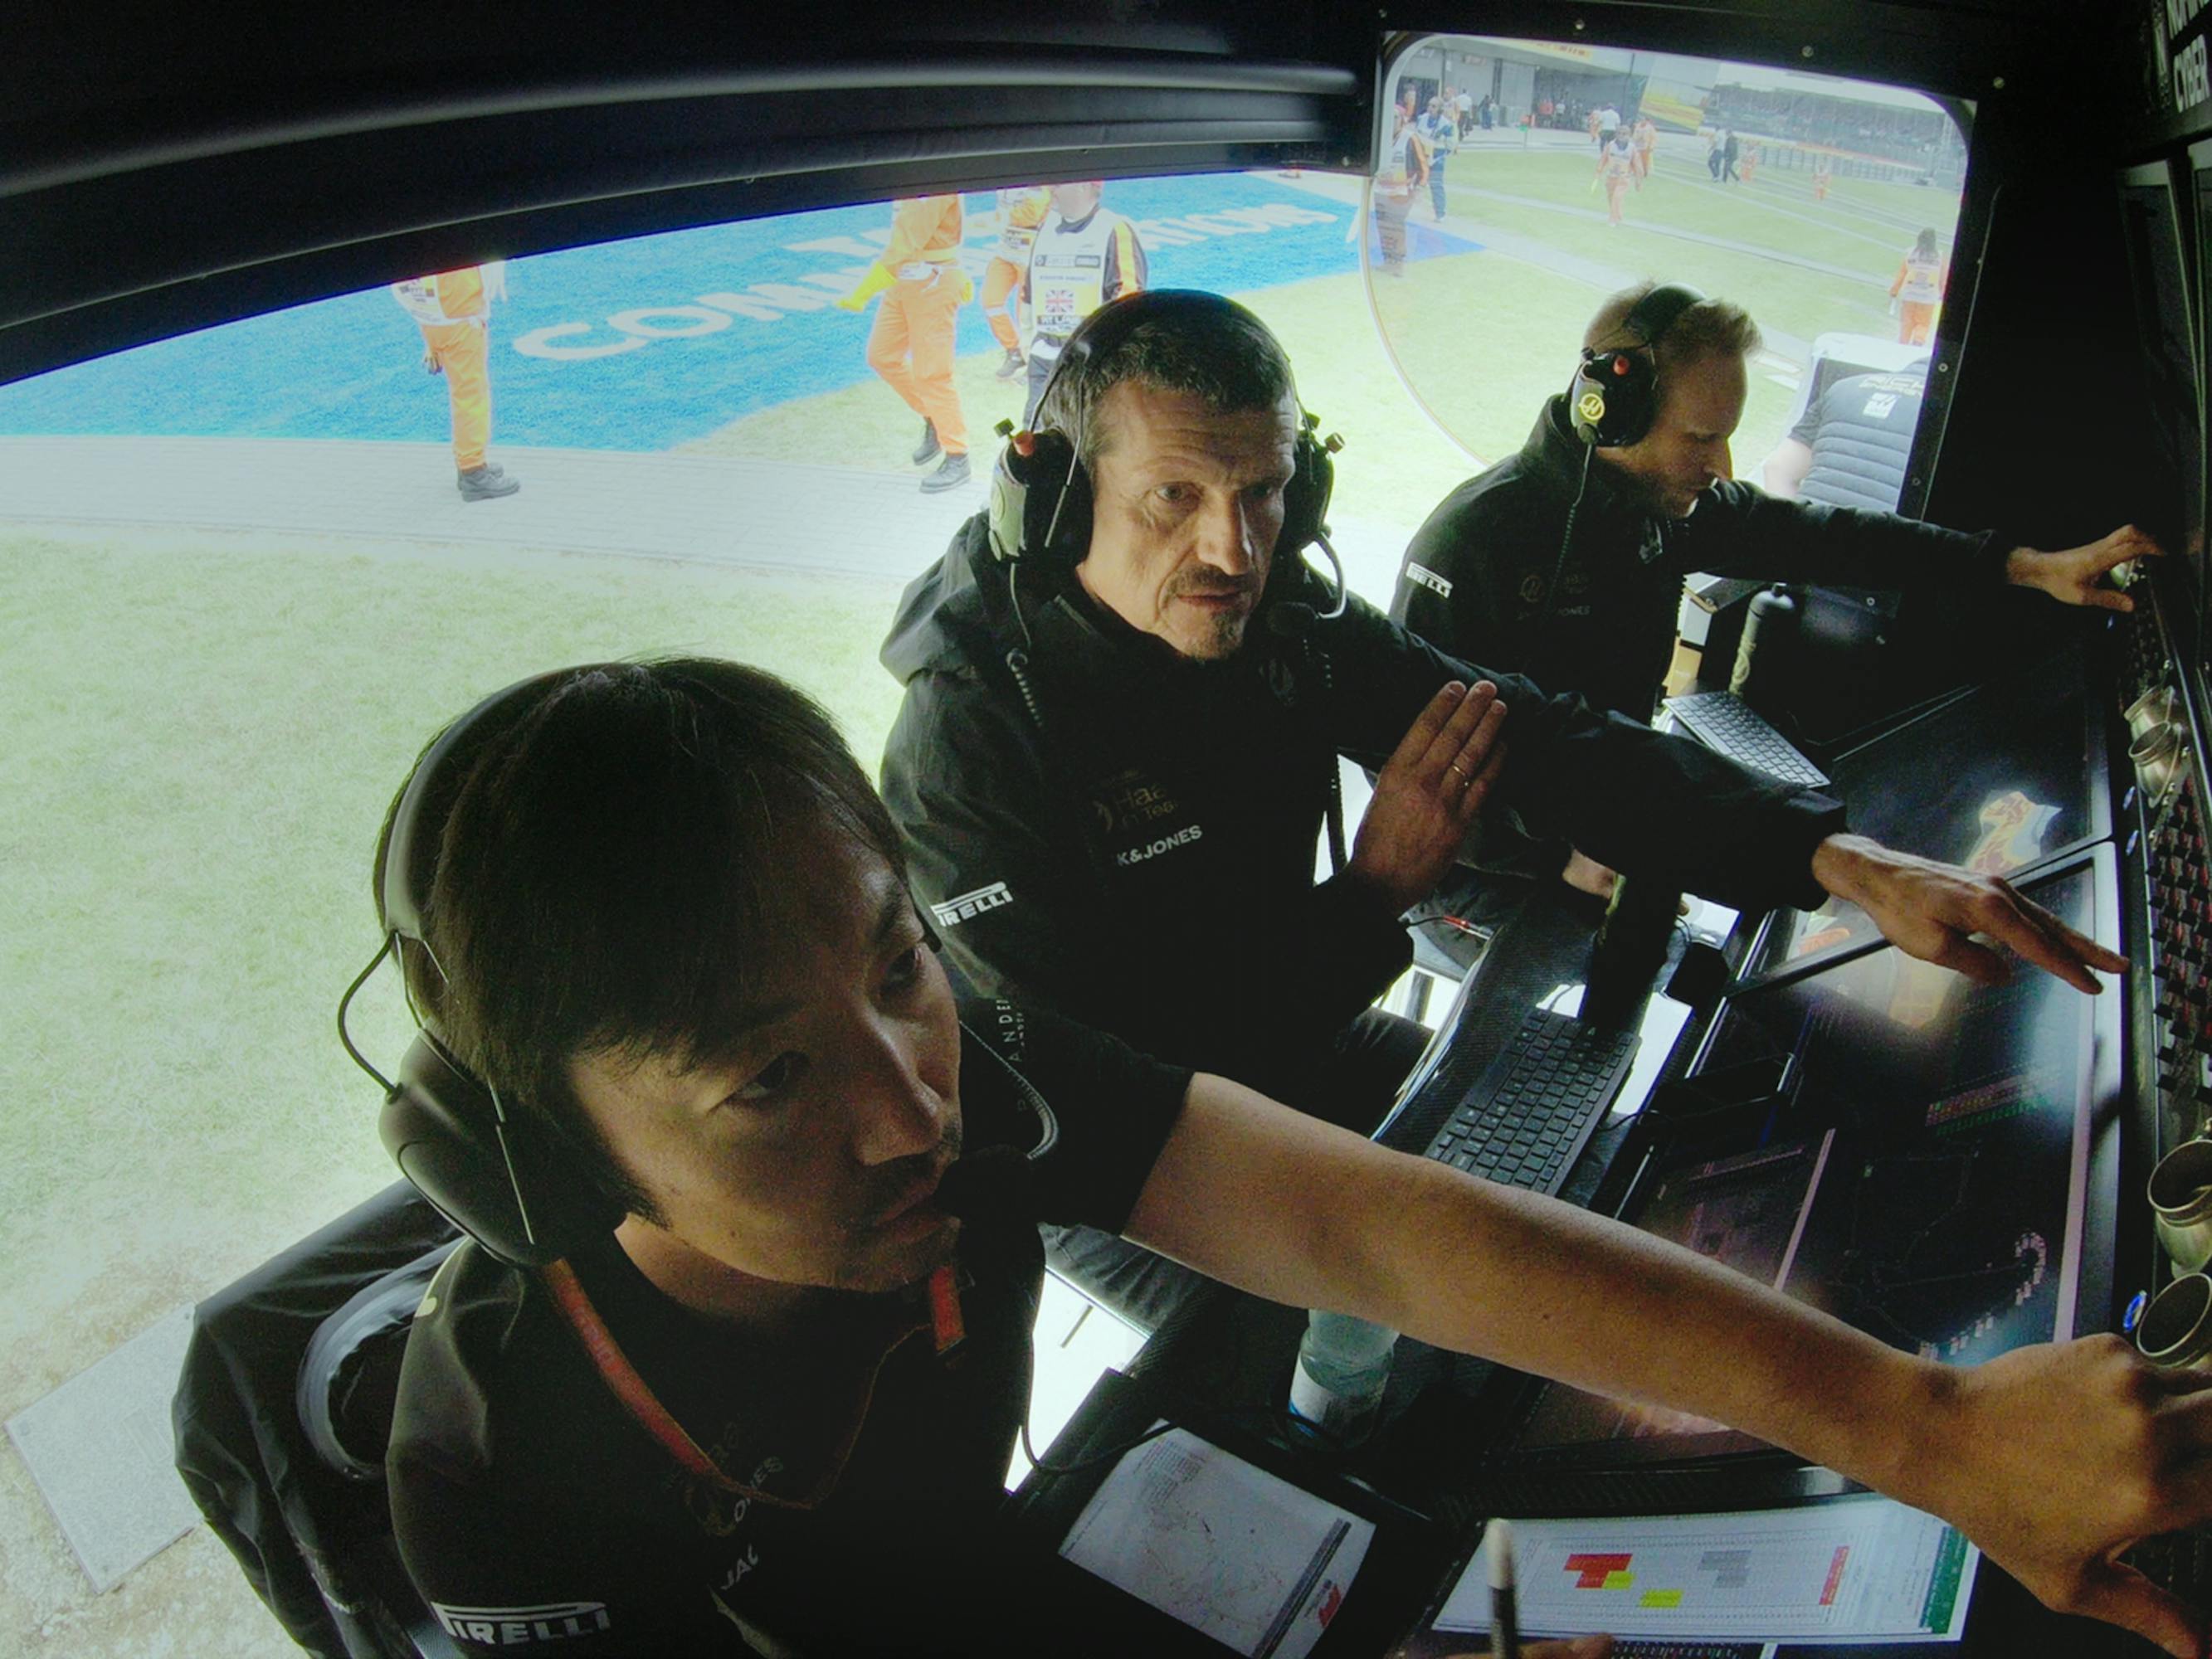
1447,761,1472,786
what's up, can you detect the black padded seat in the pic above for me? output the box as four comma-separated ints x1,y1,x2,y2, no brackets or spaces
174,1180,461,1659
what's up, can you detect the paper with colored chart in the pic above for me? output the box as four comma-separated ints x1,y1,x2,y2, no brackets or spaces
1432,1495,1976,1645
1059,1427,1374,1659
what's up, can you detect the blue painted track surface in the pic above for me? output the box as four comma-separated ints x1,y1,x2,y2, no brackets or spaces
0,174,1485,452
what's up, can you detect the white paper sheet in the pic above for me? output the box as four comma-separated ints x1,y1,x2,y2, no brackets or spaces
1434,1495,1976,1645
1059,1427,1375,1659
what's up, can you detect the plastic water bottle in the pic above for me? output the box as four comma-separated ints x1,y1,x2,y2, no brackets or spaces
1287,1309,1397,1445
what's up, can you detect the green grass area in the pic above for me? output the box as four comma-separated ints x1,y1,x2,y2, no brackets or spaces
1440,146,1954,348
1369,145,1961,478
1367,247,1605,465
679,269,1488,535
0,529,911,1411
687,152,1961,509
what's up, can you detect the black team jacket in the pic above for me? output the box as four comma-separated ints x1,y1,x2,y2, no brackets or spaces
879,513,1849,1092
1391,395,2014,723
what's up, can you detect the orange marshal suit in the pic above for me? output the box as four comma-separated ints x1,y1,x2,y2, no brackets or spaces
864,195,971,457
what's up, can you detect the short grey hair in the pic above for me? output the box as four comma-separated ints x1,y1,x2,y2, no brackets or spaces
1034,292,1298,469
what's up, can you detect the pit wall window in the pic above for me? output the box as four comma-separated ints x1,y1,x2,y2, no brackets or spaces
0,168,1483,1655
1370,36,1968,508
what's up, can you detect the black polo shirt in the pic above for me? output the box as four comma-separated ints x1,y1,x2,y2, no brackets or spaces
387,1004,1191,1657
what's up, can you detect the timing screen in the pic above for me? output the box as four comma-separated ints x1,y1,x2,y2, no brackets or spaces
1513,864,2095,1462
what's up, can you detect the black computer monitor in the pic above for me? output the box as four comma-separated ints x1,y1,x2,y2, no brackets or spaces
2125,155,2205,664
2189,140,2212,674
1501,849,2122,1469
1741,641,2110,981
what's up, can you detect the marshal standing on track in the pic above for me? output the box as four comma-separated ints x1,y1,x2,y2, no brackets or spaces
1018,182,1147,427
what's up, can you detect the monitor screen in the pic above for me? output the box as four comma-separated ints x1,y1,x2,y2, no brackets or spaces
2119,168,2202,562
1506,858,2104,1466
1743,642,2107,980
2191,152,2212,669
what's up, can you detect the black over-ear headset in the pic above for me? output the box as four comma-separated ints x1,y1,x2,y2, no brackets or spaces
984,288,1345,613
1567,282,1708,448
341,669,626,1269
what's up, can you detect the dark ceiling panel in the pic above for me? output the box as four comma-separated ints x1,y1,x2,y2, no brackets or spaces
0,0,2099,385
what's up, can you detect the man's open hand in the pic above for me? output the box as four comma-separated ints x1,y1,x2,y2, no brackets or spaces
1347,681,1508,915
2005,524,2165,613
1809,834,2124,991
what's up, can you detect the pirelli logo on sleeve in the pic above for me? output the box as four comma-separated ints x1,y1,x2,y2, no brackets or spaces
431,1602,611,1645
1404,562,1454,598
929,882,1013,927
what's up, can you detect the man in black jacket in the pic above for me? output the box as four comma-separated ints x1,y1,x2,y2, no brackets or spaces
1391,283,2156,898
875,290,2125,1327
371,657,2203,1659
1392,283,2152,727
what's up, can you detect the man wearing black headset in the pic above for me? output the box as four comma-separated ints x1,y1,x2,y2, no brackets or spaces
373,659,2205,1659
875,289,2133,1331
1389,280,2157,898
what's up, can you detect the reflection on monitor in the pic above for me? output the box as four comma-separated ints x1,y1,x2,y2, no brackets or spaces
1745,643,2106,980
1508,863,2098,1466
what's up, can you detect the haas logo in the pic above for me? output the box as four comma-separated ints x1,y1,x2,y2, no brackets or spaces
1576,388,1607,426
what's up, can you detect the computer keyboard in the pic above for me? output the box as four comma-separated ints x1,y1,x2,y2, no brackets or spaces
1664,690,1830,788
1420,1008,1640,1195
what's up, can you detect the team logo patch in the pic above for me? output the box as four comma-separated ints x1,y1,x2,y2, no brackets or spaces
1576,388,1608,426
1405,562,1454,598
930,882,1013,927
431,1603,612,1645
1091,768,1184,837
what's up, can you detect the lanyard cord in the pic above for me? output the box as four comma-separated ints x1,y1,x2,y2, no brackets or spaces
541,1258,963,1512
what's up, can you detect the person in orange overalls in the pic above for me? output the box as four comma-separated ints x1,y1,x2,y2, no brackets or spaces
1630,117,1657,187
1890,228,1948,345
1739,142,1759,185
392,264,520,501
1813,154,1833,201
980,186,1050,381
839,194,973,493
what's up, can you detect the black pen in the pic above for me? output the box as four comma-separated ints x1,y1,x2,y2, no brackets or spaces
1487,1516,1521,1659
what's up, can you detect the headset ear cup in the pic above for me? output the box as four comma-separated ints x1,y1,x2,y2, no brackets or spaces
380,1032,623,1267
1278,431,1333,554
1018,432,1089,565
1571,348,1659,448
985,443,1030,563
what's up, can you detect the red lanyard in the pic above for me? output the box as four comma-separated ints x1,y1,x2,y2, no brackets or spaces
541,1258,966,1512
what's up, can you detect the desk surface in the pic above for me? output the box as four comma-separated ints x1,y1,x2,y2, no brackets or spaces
1043,874,2142,1657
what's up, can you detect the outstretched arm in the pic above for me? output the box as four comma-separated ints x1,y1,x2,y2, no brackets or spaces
1811,832,2126,992
1128,1078,2211,1658
2004,523,2166,612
